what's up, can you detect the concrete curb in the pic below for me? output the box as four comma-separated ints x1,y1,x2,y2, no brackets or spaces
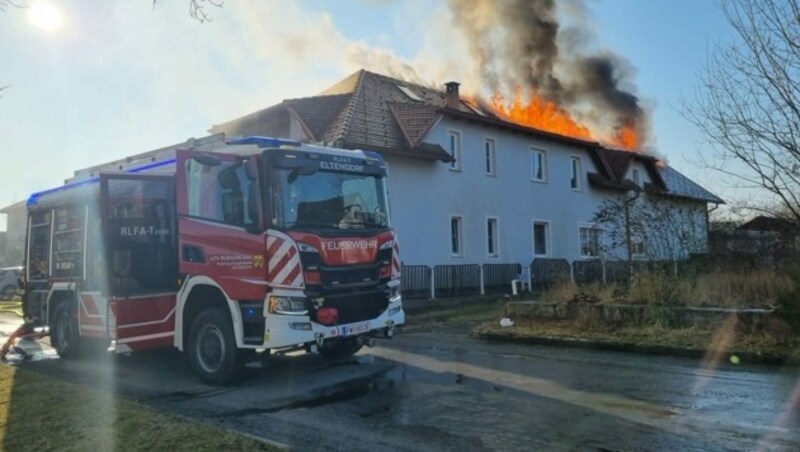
472,329,799,366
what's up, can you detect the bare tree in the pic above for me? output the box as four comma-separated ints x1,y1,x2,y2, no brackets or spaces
0,1,24,11
683,0,800,222
593,193,707,265
152,0,223,23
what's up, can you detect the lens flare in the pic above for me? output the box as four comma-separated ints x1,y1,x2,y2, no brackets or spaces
28,0,65,33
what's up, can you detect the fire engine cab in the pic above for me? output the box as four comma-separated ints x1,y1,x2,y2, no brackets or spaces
22,134,404,384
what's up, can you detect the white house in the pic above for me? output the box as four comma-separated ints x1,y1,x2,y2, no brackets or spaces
211,70,723,272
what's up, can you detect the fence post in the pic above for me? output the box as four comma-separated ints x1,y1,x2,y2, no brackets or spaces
602,259,607,284
480,265,485,295
430,266,436,300
569,260,575,284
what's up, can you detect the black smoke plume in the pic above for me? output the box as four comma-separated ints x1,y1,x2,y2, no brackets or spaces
447,0,649,148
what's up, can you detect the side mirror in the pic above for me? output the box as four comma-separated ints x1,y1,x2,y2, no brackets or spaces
287,163,318,183
191,154,221,167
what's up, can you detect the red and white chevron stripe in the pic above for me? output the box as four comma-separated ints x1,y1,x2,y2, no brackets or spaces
266,230,304,289
391,239,401,280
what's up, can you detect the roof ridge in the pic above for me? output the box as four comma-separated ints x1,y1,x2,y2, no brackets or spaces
360,69,442,97
283,92,351,103
331,70,366,144
387,103,414,148
387,101,441,148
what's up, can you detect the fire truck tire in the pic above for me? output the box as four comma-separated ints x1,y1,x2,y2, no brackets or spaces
320,337,363,360
51,302,80,359
187,308,242,385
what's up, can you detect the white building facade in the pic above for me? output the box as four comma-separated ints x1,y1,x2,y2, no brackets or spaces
211,70,722,273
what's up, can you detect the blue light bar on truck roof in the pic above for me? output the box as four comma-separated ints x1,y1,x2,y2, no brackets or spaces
227,136,302,148
26,158,177,206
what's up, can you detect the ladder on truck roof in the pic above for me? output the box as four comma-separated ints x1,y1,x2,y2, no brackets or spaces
65,134,305,184
65,134,228,184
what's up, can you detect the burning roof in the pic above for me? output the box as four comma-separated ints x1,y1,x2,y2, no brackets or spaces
210,69,720,203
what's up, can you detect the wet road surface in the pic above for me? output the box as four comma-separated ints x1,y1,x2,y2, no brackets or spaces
2,314,798,451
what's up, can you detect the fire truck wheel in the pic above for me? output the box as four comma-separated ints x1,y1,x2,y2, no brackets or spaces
187,308,242,385
51,302,80,359
320,337,363,360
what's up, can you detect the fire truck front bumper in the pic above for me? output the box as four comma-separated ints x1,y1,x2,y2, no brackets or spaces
262,295,405,350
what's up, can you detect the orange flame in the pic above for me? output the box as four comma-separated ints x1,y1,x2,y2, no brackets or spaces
488,87,639,151
614,123,639,150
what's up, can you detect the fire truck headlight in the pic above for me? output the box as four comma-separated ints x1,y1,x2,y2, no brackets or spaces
268,295,308,315
379,240,394,250
388,284,401,302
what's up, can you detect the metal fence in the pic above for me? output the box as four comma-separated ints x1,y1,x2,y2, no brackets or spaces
572,259,603,285
433,264,482,298
531,258,571,289
401,256,732,300
400,264,432,299
483,263,522,293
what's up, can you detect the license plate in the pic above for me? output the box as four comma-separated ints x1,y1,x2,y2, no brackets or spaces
340,321,371,337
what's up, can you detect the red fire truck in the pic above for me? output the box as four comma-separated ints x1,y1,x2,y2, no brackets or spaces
22,134,404,383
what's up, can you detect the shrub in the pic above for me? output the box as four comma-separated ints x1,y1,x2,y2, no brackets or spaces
776,268,800,331
627,270,686,306
688,270,793,308
541,281,616,304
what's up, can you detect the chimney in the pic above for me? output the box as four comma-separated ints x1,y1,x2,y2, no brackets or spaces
444,81,460,110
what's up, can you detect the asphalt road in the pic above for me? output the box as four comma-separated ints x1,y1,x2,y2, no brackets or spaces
2,314,798,451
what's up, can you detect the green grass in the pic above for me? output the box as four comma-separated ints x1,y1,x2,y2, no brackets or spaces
404,297,507,333
476,318,800,359
0,365,279,451
406,295,800,358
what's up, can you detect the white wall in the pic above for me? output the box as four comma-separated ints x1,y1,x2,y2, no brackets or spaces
385,118,709,267
387,118,616,266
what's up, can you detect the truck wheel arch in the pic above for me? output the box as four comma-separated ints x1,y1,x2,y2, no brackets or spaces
46,283,79,324
175,276,244,351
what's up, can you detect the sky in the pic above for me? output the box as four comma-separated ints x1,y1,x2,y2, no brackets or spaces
0,0,737,230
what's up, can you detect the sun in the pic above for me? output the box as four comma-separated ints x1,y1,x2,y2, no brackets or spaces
28,0,65,33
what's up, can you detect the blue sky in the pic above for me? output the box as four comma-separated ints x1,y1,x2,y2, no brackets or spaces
0,0,737,229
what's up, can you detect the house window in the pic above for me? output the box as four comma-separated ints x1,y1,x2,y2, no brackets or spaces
531,149,547,182
485,138,496,176
448,131,461,171
487,217,499,258
450,216,463,256
570,157,582,190
579,226,601,257
632,168,640,186
533,221,549,256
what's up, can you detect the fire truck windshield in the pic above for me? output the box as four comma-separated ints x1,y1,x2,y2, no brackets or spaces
271,167,390,231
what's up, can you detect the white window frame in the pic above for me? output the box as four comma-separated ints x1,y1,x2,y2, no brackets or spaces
578,223,602,258
532,219,550,257
450,215,464,257
448,130,462,172
486,216,500,258
530,148,548,182
570,156,582,191
632,168,640,186
484,137,496,177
